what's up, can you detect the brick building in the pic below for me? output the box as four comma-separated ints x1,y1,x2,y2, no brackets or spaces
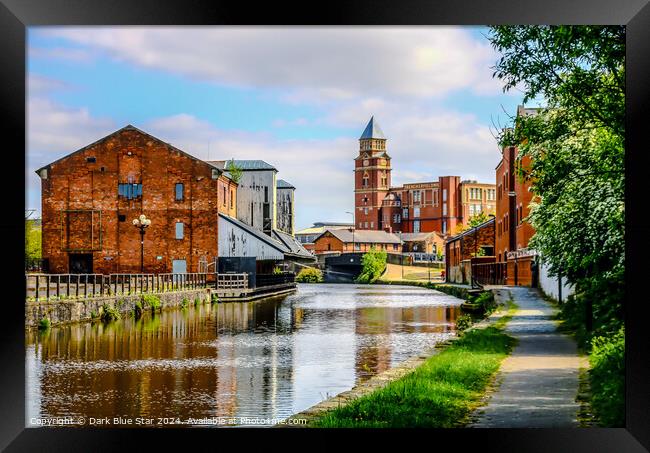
495,106,539,286
353,117,495,237
37,125,237,275
445,217,496,284
313,229,402,254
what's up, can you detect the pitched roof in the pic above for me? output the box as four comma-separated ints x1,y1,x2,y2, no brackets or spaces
446,217,495,242
36,124,222,176
318,228,402,244
400,232,441,242
276,179,295,189
271,230,314,259
208,160,277,171
359,116,386,140
218,213,288,253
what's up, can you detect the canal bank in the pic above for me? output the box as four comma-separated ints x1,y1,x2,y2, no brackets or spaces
26,283,462,426
26,288,212,328
281,287,515,427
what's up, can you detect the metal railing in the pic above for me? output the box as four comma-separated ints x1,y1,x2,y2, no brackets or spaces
256,272,295,288
471,262,507,286
26,273,208,301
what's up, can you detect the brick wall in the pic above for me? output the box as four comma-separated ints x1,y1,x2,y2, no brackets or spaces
40,126,231,274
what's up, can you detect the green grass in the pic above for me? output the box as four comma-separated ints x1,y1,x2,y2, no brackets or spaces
312,322,516,428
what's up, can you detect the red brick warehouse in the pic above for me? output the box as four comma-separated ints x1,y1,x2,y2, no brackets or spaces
37,125,237,275
353,117,496,237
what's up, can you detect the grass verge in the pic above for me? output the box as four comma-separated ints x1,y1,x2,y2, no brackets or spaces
311,307,516,428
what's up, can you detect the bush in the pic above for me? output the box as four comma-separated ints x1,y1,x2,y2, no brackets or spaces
38,317,50,331
474,291,496,314
142,294,161,312
211,293,219,304
194,297,200,307
296,267,324,283
589,325,625,426
180,297,189,309
100,304,121,322
356,248,387,284
272,266,283,275
456,314,473,332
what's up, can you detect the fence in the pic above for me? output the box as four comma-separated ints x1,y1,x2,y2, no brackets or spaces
26,273,208,301
216,273,249,290
471,262,507,286
256,272,295,288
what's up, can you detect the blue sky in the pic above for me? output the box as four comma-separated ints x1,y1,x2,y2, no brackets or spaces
27,27,527,230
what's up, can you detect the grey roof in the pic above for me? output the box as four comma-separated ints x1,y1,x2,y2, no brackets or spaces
359,116,386,140
218,213,288,254
208,160,277,172
272,230,314,259
318,228,402,245
400,232,439,242
276,179,295,189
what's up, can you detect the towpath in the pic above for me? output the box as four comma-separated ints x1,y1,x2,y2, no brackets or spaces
469,286,588,428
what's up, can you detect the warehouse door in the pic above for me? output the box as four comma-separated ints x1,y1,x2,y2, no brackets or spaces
69,253,93,274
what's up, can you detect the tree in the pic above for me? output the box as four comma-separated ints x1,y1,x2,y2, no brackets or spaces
226,159,243,184
25,219,42,261
489,25,624,340
468,211,490,228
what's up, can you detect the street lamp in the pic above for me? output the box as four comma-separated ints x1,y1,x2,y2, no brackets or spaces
345,211,355,253
132,214,151,272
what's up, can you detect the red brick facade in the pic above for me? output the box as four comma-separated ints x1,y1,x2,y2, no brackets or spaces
353,118,495,237
495,146,536,264
38,125,236,274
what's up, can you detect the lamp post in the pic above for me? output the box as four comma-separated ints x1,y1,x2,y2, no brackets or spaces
132,214,151,272
346,211,355,253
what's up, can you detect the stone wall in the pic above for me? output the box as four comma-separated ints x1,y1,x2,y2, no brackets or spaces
26,288,212,328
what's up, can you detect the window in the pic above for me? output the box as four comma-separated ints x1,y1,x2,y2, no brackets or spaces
402,208,408,219
364,207,368,215
393,214,401,224
370,221,374,228
393,244,399,251
442,220,447,234
355,243,361,251
230,189,234,208
433,189,439,206
413,207,420,218
359,222,362,228
86,156,96,163
413,220,420,233
223,187,227,206
413,190,421,203
364,222,368,228
175,183,184,201
443,203,447,216
363,172,369,187
175,222,184,239
443,189,447,202
118,183,142,200
118,214,126,222
264,186,269,203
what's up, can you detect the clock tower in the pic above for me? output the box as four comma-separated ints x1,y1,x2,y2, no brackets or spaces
354,116,392,230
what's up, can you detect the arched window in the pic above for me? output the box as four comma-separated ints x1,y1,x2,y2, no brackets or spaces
363,171,369,187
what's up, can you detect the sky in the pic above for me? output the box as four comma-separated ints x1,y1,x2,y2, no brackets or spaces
26,26,528,230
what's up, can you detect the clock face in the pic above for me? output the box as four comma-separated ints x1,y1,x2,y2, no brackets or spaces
363,159,369,166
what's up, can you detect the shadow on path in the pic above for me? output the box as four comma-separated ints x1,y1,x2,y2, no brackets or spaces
469,286,588,428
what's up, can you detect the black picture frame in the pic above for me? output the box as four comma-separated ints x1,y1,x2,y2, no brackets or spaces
1,0,649,450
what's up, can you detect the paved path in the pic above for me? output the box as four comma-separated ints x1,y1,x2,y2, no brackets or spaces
469,286,588,428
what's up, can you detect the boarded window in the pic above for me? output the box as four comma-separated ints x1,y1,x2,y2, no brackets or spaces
175,222,184,239
118,183,142,199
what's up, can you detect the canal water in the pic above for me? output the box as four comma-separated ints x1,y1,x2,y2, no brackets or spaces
26,283,462,427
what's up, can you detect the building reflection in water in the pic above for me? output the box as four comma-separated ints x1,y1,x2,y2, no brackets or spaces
25,284,461,426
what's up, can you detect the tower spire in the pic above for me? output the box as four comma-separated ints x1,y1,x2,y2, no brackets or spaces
359,116,386,140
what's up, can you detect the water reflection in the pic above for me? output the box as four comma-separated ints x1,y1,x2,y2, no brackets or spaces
26,283,461,426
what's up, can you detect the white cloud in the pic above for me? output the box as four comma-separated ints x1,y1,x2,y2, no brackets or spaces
37,27,510,100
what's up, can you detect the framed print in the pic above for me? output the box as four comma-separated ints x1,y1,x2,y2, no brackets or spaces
1,0,649,450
